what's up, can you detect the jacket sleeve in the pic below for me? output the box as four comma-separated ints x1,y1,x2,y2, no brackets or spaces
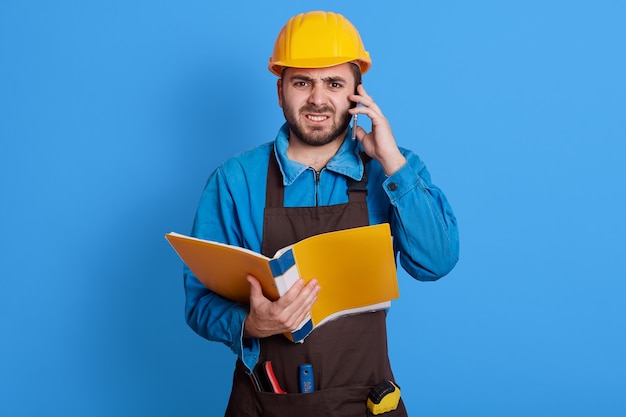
384,150,460,281
183,166,260,371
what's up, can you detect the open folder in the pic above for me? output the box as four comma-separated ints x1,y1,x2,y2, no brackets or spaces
165,223,400,342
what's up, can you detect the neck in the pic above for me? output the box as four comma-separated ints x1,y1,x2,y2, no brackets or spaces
286,132,346,171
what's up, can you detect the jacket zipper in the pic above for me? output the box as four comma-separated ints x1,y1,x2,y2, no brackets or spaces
314,169,321,206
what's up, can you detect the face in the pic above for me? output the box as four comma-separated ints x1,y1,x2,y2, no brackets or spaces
278,63,359,147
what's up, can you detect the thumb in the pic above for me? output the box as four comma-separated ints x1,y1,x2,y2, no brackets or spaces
247,275,263,301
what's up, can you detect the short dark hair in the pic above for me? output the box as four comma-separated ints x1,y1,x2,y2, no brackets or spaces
349,63,362,88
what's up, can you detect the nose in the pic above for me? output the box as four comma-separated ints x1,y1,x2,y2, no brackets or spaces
308,83,327,107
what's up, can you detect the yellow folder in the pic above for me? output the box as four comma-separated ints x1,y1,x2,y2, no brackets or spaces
165,223,400,342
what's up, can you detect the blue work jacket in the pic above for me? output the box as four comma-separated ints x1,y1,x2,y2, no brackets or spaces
184,123,459,371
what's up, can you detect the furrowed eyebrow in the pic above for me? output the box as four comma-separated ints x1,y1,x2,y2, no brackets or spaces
289,75,314,83
322,76,347,84
288,75,347,85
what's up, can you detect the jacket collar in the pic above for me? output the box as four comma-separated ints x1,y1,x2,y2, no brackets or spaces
274,123,364,186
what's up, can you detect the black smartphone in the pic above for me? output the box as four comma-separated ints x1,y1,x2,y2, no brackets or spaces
351,83,361,139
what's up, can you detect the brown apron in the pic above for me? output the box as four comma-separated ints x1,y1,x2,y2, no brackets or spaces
224,151,408,417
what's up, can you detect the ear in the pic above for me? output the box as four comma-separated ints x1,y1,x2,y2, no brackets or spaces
277,78,284,108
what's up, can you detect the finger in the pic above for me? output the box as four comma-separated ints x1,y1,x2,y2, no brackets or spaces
272,279,316,326
302,281,320,310
287,280,320,322
278,278,305,306
247,275,265,302
352,104,385,124
351,84,372,106
350,94,384,119
299,279,320,305
357,83,371,99
354,125,365,142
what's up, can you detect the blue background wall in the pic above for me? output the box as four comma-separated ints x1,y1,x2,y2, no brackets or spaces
1,1,625,416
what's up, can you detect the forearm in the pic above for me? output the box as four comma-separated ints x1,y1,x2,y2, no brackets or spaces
385,153,459,280
184,266,260,369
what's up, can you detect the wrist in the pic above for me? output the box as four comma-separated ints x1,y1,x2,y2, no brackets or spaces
380,153,407,176
243,315,256,338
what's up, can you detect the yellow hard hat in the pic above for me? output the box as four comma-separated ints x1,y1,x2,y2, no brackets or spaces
269,11,371,76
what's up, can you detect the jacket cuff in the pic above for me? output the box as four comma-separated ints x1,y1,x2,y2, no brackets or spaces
383,161,421,202
230,306,260,372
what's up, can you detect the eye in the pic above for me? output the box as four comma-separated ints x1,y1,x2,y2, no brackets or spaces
329,82,343,89
293,81,309,88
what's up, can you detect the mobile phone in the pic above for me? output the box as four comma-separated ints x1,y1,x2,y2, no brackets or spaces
351,83,361,140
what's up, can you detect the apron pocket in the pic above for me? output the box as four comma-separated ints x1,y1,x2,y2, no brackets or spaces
254,385,371,417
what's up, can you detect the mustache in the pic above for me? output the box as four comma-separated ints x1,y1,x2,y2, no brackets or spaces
299,105,334,114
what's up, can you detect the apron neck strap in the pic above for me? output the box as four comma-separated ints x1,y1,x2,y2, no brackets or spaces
266,149,370,208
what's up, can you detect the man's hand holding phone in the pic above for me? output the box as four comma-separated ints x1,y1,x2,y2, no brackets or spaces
349,84,407,176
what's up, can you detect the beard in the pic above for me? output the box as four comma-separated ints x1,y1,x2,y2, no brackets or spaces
282,103,352,147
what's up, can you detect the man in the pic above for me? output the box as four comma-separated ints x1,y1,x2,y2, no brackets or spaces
184,10,459,416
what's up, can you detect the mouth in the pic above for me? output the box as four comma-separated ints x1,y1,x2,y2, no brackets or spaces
304,114,331,123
